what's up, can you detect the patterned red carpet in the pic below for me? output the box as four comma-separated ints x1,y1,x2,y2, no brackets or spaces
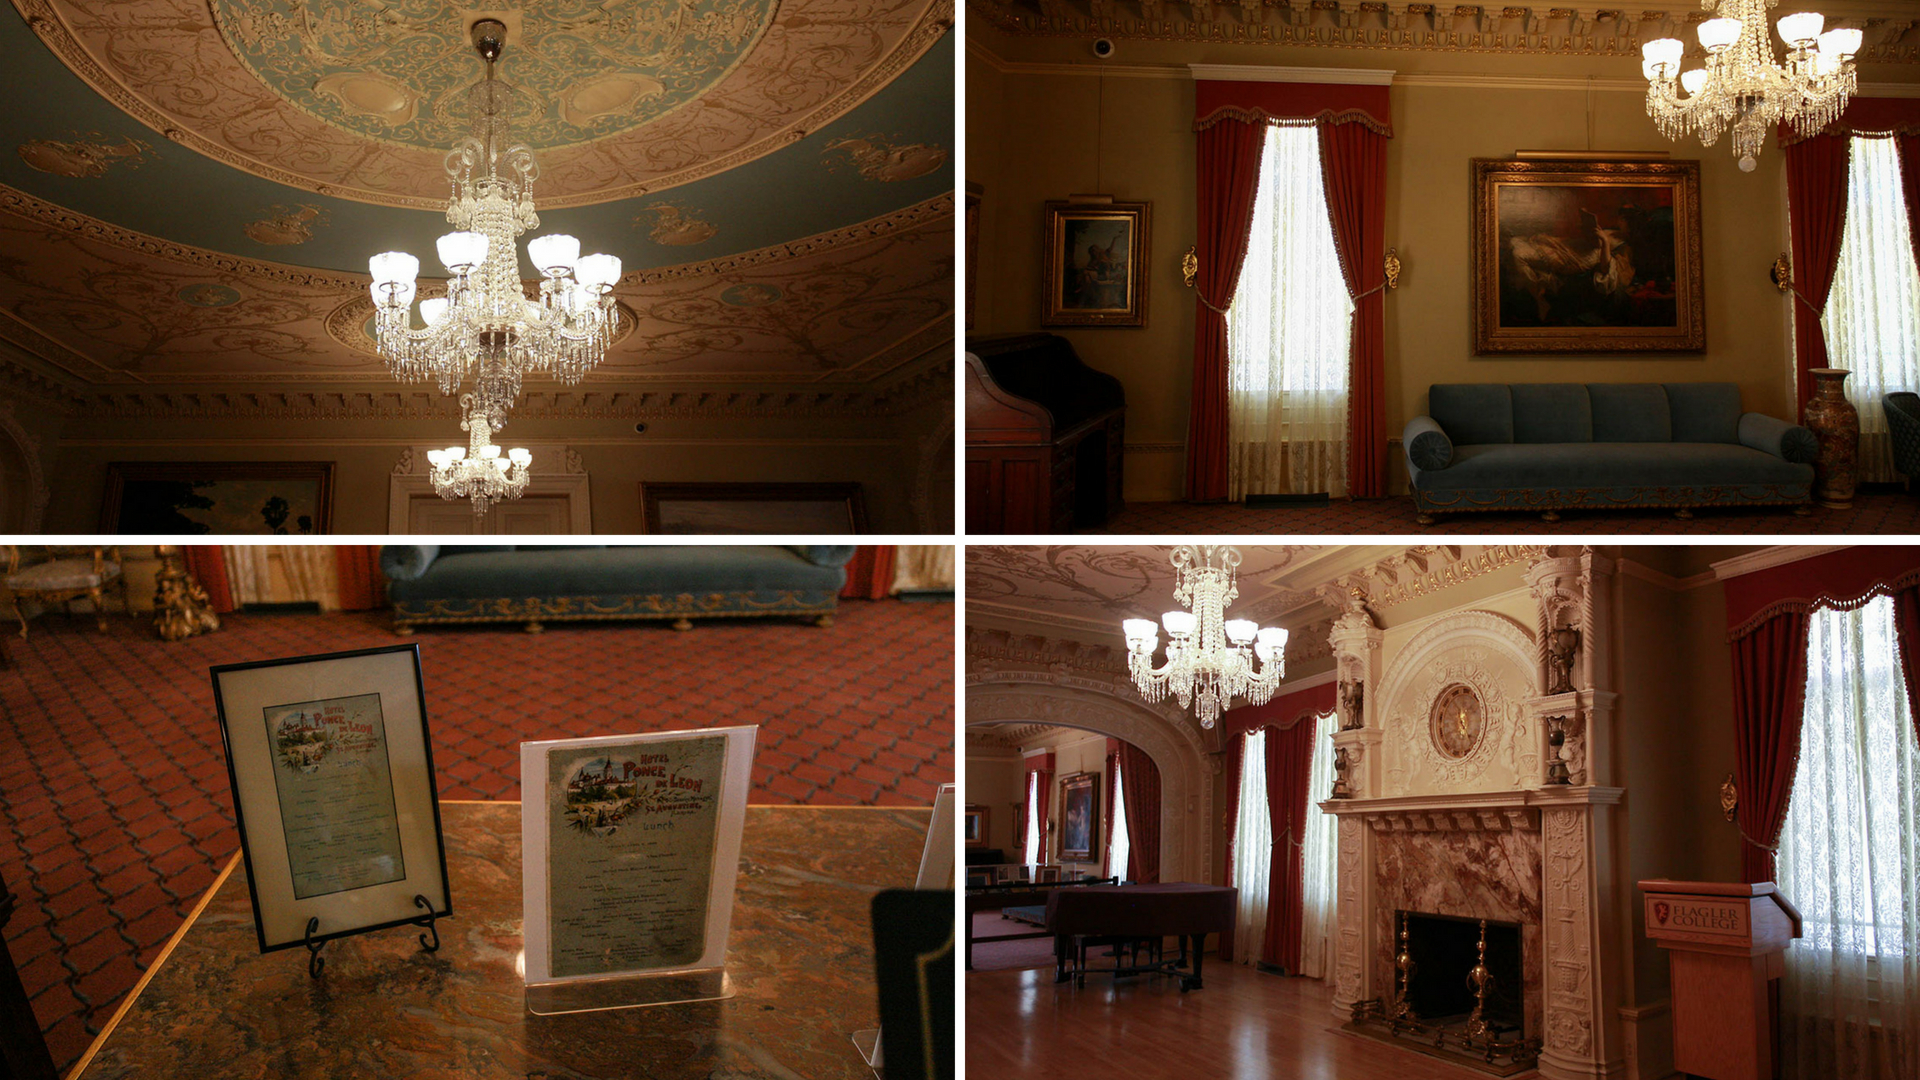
969,911,1055,972
0,600,953,1073
1087,488,1920,535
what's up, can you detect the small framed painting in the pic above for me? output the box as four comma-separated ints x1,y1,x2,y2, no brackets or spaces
209,644,450,955
101,461,335,534
640,482,868,534
964,804,989,848
1058,772,1099,862
1471,157,1705,353
1042,201,1150,327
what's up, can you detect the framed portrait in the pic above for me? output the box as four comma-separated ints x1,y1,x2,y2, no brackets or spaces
1471,158,1704,353
101,461,335,534
1042,201,1150,327
520,726,757,1002
1058,772,1099,863
640,482,868,534
209,644,450,954
964,804,989,848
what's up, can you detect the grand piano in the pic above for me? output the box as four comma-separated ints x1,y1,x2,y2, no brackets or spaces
964,333,1126,533
1045,882,1237,992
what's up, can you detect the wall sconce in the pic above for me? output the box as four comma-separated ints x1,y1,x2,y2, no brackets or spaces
1181,245,1198,289
1770,253,1792,294
1385,247,1402,291
1719,773,1738,821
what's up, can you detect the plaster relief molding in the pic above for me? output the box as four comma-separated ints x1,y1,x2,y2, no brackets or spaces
1333,816,1370,1011
975,0,1920,60
965,624,1132,676
1359,544,1543,609
0,397,48,531
971,722,1067,747
1377,609,1539,797
966,680,1213,884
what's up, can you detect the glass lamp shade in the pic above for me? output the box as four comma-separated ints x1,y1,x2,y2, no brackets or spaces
575,253,622,290
1224,619,1258,645
1777,11,1825,48
419,297,449,325
445,446,466,460
1161,611,1196,637
527,234,581,276
1642,37,1685,73
479,444,502,459
426,449,447,467
1817,27,1863,58
492,457,510,472
508,447,533,465
1122,618,1157,644
1255,626,1289,655
1697,17,1742,52
369,251,418,288
369,280,416,308
1680,68,1711,96
436,231,488,272
1811,50,1844,76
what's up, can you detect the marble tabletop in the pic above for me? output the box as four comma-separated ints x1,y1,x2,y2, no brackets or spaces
71,801,931,1080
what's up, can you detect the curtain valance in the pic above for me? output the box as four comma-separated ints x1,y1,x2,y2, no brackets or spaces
1218,680,1337,738
1725,546,1920,641
1777,96,1920,147
1195,80,1393,136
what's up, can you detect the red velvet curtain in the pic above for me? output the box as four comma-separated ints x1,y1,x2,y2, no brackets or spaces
1118,741,1159,884
1902,133,1920,276
1320,122,1390,498
1103,746,1120,879
1783,134,1852,411
181,546,234,614
1730,615,1811,883
334,546,386,611
1262,716,1317,973
839,546,896,600
1897,585,1920,745
1185,119,1268,502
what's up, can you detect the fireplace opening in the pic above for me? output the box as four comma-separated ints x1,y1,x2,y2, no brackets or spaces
1402,912,1524,1036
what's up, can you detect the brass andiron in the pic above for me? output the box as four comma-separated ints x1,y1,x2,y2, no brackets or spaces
1463,920,1492,1044
1388,911,1419,1034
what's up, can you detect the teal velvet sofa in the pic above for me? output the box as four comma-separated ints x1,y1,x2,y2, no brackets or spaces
1403,383,1817,522
379,545,855,632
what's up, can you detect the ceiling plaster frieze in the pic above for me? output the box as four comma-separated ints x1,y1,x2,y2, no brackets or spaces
973,1,1919,62
19,0,957,208
1346,544,1547,608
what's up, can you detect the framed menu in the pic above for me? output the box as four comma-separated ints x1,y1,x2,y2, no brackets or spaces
209,645,450,953
520,726,757,996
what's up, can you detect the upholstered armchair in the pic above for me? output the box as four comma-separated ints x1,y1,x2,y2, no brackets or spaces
4,546,129,638
1884,392,1920,492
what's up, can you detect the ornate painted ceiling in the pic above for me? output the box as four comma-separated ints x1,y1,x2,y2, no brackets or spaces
0,0,954,405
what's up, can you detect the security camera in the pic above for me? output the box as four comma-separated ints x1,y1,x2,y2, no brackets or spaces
633,422,648,434
1092,38,1115,59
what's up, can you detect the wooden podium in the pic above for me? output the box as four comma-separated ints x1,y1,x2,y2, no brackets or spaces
1639,880,1801,1080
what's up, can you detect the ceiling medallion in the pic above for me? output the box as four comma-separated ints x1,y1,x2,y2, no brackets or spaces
368,19,622,515
1429,683,1487,760
1640,1,1861,172
1121,545,1289,730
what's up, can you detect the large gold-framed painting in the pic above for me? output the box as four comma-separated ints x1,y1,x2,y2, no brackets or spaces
1471,158,1704,354
1042,201,1150,327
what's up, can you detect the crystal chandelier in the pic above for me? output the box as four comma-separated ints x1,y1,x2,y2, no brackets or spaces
368,19,622,511
1121,546,1289,729
1640,1,1863,172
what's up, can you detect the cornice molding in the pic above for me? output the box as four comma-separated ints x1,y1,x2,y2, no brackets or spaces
972,2,1919,64
1351,544,1545,608
1615,557,1718,592
1188,63,1396,83
1710,544,1852,580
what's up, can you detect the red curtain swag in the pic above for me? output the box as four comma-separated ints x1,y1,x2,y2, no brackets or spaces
334,546,387,612
1186,80,1392,501
1119,741,1160,885
1262,716,1316,973
181,546,234,614
839,546,896,600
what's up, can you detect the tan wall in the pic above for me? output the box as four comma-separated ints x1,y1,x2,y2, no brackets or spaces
964,27,1897,500
966,751,1026,854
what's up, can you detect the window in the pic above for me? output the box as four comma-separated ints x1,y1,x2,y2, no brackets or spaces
1298,712,1340,979
1822,135,1920,484
1776,595,1920,1079
1023,772,1041,867
1226,124,1355,500
1108,765,1131,883
1231,729,1273,965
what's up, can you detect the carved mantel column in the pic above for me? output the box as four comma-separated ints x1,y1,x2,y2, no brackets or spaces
1324,595,1383,1018
1534,785,1627,1080
1524,549,1617,788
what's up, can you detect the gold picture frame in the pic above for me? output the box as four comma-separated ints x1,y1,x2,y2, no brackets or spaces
1471,158,1704,354
1042,201,1150,327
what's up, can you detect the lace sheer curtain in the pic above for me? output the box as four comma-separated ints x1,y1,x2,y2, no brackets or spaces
1108,766,1131,884
1298,712,1339,979
1823,135,1920,483
1232,729,1273,965
222,546,340,611
1023,772,1041,867
1227,123,1355,500
1776,595,1920,1080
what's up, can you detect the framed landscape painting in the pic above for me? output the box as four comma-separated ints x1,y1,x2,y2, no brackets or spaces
1042,201,1150,327
100,461,335,534
1471,158,1704,353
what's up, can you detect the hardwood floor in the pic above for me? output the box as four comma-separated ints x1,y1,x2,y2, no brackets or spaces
966,959,1496,1080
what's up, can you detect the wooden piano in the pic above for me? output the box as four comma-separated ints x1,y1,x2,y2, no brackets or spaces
965,333,1126,533
1045,882,1237,992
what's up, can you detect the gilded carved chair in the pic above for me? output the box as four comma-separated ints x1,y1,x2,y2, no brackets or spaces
3,546,129,639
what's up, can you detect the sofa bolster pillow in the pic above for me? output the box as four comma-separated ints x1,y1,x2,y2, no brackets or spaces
788,545,856,567
1404,416,1454,471
379,545,440,582
1739,413,1819,464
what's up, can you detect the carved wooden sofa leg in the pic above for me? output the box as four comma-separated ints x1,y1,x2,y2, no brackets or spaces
815,614,834,628
1673,508,1694,519
525,621,545,633
672,618,693,631
1793,504,1815,516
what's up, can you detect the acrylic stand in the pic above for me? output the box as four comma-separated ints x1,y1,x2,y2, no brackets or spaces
850,1028,883,1077
303,894,443,978
523,966,733,1015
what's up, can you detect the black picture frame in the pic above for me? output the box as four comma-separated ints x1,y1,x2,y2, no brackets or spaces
210,644,451,954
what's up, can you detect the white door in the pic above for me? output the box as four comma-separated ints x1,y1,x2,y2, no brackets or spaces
406,495,572,534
